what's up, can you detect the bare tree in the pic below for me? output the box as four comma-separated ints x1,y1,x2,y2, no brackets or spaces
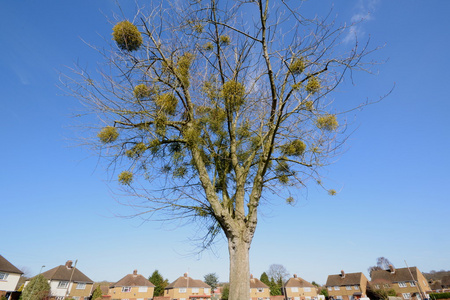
267,264,290,285
63,1,379,299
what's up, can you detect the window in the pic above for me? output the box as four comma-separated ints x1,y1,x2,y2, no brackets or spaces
56,297,65,300
399,282,407,288
122,286,132,292
346,286,352,290
180,298,186,300
204,288,210,294
0,272,8,280
304,287,311,292
192,288,199,293
138,286,148,293
328,287,332,291
354,285,359,290
410,282,416,287
402,293,411,299
77,283,86,289
375,285,380,289
336,296,343,300
73,297,80,300
383,284,390,289
291,287,299,292
257,288,264,292
58,281,69,288
179,288,187,293
334,286,340,291
294,297,300,300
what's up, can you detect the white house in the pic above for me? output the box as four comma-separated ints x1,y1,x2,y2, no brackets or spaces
0,255,23,300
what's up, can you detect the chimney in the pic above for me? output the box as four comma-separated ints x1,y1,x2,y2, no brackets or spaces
341,270,345,278
389,265,395,274
133,270,138,275
184,273,188,278
294,274,297,278
65,260,73,268
250,274,253,279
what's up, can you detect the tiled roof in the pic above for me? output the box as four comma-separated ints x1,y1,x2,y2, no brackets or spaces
0,255,23,274
166,274,210,289
40,261,93,283
370,267,420,283
326,272,365,286
442,275,450,287
250,277,269,289
110,271,155,288
285,275,314,288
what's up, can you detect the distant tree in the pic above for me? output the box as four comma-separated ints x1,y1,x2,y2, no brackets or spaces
320,288,329,297
20,274,50,300
260,272,270,286
204,273,219,290
267,264,290,285
368,257,394,276
366,284,397,300
149,270,169,296
221,284,229,300
91,285,103,300
312,281,319,287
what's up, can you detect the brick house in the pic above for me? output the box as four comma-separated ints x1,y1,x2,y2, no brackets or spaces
325,271,368,300
109,269,155,300
283,274,318,300
250,274,270,300
370,265,431,300
164,273,211,300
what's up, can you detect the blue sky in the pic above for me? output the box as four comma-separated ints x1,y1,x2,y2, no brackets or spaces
1,0,449,285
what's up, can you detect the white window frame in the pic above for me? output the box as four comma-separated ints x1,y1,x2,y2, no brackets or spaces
328,287,332,291
334,286,340,291
77,283,86,290
192,287,199,293
294,297,300,300
399,282,407,288
383,284,390,288
204,288,210,294
0,272,8,280
56,297,65,300
346,286,352,290
58,281,69,288
410,281,416,287
354,285,359,290
179,288,187,293
336,296,343,300
73,297,80,300
122,286,132,293
402,293,411,299
291,287,299,292
304,287,311,292
138,286,148,293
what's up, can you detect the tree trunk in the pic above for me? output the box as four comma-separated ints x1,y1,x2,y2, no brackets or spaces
228,236,251,300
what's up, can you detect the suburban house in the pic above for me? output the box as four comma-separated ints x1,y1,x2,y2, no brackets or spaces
283,274,318,300
0,255,23,300
164,273,211,300
325,271,369,300
250,274,270,300
370,265,431,300
37,260,94,300
108,269,155,300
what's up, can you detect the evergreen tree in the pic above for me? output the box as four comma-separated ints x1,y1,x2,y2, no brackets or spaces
221,284,229,300
204,273,219,290
91,285,103,300
260,272,270,286
269,277,281,296
20,274,50,300
149,270,168,296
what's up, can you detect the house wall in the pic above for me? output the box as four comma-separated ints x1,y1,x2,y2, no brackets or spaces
49,281,74,297
165,287,210,299
0,273,21,292
69,282,94,298
285,287,318,300
250,287,270,300
109,286,154,300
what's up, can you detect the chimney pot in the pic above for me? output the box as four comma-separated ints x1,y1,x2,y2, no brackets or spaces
389,265,395,274
294,274,297,278
65,260,73,268
133,270,137,275
341,270,345,278
184,273,188,277
250,274,253,279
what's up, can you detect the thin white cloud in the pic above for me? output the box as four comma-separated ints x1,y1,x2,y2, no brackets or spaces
344,0,379,44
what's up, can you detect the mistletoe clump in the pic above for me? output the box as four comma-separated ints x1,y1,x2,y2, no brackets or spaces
155,93,178,115
222,80,245,108
98,126,119,144
316,114,338,131
282,139,306,157
306,76,321,94
112,20,143,51
290,57,305,74
133,84,151,100
118,171,133,185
